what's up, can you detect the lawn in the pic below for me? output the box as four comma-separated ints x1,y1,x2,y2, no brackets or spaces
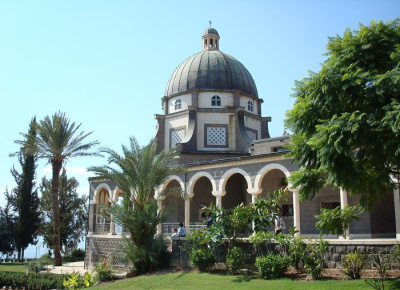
0,263,28,273
95,272,400,290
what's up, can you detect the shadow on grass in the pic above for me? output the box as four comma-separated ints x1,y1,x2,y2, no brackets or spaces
232,276,252,283
385,279,400,289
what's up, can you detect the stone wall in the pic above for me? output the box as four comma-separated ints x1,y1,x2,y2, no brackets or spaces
85,236,400,271
85,236,128,269
170,239,400,270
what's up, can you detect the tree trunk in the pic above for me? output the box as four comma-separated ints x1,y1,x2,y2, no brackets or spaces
17,247,21,262
51,161,63,266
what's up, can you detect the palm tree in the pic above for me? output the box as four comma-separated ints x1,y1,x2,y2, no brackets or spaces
88,137,185,275
15,112,99,266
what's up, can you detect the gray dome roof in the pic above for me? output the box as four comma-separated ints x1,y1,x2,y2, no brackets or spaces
164,50,258,98
203,27,219,36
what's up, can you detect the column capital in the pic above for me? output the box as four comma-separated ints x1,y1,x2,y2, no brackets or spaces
154,194,166,201
212,190,226,197
247,188,262,195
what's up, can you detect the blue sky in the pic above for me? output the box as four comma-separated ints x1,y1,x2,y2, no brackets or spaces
1,0,399,206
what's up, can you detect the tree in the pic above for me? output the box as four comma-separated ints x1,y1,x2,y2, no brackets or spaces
9,119,41,261
14,112,99,266
0,189,16,257
88,137,185,275
285,19,400,213
40,168,87,254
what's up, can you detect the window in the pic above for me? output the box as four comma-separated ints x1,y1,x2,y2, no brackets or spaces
321,201,340,210
175,99,181,110
281,204,293,217
207,127,226,146
248,101,253,112
171,129,185,148
273,147,287,153
211,95,221,106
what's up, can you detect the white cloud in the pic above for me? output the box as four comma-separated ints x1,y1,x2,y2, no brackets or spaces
76,185,90,197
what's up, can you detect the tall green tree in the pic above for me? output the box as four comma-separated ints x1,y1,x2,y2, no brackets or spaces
15,112,99,266
40,169,87,254
0,189,16,257
285,19,400,212
88,137,185,275
9,119,41,261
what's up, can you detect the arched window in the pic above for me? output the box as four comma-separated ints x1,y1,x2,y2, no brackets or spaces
211,95,221,106
248,101,253,112
175,99,181,110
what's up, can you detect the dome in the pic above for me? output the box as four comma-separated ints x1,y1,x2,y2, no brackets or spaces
203,27,219,36
164,28,258,98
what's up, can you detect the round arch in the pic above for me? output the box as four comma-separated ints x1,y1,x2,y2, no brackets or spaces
93,183,112,204
254,163,291,191
188,171,217,195
218,168,252,192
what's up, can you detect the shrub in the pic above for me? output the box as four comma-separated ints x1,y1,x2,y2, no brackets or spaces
342,251,368,279
190,248,216,271
71,248,85,258
93,258,116,282
303,237,329,279
288,235,306,272
63,271,95,289
0,272,65,289
27,256,53,273
226,246,249,274
255,254,290,279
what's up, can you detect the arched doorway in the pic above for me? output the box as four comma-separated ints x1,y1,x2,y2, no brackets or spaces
223,173,251,211
191,176,214,224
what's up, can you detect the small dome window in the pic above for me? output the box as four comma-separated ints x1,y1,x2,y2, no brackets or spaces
175,99,182,110
248,101,254,112
211,95,221,106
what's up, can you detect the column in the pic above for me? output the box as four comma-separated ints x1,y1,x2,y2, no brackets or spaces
212,191,226,209
394,187,400,240
292,190,301,237
247,188,262,203
108,213,115,236
340,188,350,239
156,195,166,235
185,193,194,228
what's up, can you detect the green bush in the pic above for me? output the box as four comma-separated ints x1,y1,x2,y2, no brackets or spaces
93,258,116,282
190,248,216,271
303,238,329,279
255,254,290,279
288,235,306,272
0,272,66,289
226,246,249,274
63,271,95,289
342,251,368,279
71,248,85,258
27,256,53,273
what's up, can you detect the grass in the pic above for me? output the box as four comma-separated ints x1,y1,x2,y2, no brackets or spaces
95,272,400,290
0,263,28,273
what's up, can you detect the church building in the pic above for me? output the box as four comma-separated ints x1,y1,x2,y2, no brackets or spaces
85,27,399,268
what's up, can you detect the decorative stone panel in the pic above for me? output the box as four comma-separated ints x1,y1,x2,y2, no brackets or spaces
171,129,185,148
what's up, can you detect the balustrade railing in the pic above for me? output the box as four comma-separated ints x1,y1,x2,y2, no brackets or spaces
95,223,110,235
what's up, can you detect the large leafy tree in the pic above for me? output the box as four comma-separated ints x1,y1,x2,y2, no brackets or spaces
88,137,185,275
9,119,41,261
40,168,87,254
285,19,400,211
15,112,99,266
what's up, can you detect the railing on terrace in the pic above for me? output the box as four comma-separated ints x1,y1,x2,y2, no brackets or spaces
162,223,206,234
95,223,110,235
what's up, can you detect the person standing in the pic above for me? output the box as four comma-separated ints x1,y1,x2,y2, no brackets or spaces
178,222,186,237
275,215,285,235
206,213,214,229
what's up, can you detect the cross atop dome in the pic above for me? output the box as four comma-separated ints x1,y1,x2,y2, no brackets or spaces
202,26,220,51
